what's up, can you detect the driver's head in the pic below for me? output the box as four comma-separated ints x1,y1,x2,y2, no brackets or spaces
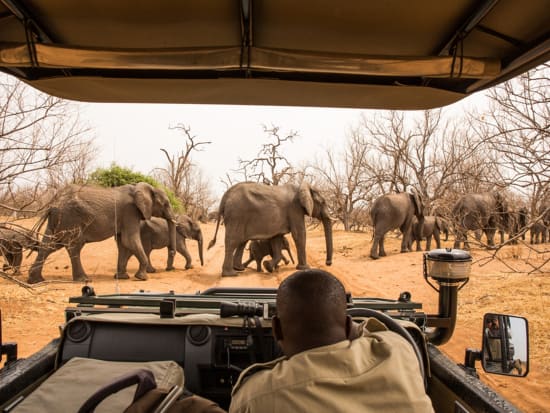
273,269,351,357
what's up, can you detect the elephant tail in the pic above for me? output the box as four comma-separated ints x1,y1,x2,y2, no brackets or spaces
207,213,222,250
31,208,54,235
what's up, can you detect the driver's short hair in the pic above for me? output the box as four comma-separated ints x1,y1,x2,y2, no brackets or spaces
276,269,347,335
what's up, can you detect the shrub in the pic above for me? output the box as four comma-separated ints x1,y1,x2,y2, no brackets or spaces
89,164,183,212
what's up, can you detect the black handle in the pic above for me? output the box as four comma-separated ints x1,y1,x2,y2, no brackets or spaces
77,369,157,413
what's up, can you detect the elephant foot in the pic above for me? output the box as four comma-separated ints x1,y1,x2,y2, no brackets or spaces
296,264,310,270
134,272,148,281
27,275,45,284
146,267,157,273
221,271,239,277
370,255,379,260
263,261,274,273
114,272,130,280
233,265,246,272
166,265,177,271
183,264,193,270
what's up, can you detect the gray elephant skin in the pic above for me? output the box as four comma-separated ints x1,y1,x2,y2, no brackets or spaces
134,215,204,273
243,235,295,272
452,191,509,249
409,215,443,251
370,191,424,259
0,225,40,274
508,207,528,244
28,182,176,283
208,182,333,276
530,220,548,244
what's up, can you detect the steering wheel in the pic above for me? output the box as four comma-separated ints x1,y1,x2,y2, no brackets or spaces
347,308,427,390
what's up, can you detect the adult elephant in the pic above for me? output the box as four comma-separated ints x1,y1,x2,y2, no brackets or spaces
409,215,443,251
243,234,295,273
452,191,509,249
128,215,204,273
370,191,424,259
28,183,176,283
208,182,333,277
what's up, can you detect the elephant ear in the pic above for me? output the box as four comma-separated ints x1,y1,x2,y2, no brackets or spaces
176,216,193,238
134,182,154,220
408,191,423,217
298,182,314,216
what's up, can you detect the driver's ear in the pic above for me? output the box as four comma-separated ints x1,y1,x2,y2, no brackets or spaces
272,315,284,341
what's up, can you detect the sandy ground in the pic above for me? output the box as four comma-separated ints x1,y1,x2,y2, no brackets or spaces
1,221,549,412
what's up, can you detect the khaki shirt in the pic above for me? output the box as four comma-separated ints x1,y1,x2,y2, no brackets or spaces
229,329,434,413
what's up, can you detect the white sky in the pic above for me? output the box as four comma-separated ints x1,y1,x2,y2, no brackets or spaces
80,93,487,199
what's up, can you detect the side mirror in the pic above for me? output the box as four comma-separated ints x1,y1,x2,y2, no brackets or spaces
481,314,529,377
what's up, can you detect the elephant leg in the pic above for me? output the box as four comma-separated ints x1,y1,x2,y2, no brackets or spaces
118,229,150,280
400,221,413,253
221,235,239,276
145,249,157,273
415,237,422,251
140,238,156,273
255,256,263,272
425,235,432,251
242,253,254,269
291,226,310,270
232,242,247,271
371,227,389,258
281,252,290,265
12,250,23,275
264,237,283,273
3,252,14,273
66,241,89,282
434,231,441,249
177,239,192,270
485,229,496,248
114,238,131,279
27,234,62,284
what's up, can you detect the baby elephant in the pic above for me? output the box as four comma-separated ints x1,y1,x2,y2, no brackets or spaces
409,215,443,251
0,225,40,274
243,235,295,273
138,215,204,272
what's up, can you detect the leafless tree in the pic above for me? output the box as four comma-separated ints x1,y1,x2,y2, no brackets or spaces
309,128,374,231
0,75,95,217
357,109,498,207
154,124,214,220
480,63,549,216
232,125,298,186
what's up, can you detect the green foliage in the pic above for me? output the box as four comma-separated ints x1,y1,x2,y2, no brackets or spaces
89,164,156,187
89,164,183,212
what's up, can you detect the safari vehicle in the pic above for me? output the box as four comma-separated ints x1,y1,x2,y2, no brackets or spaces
0,1,548,412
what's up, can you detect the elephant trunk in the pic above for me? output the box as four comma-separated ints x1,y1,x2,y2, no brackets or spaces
322,215,333,266
197,231,204,266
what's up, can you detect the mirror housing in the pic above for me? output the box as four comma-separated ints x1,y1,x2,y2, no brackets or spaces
481,313,529,377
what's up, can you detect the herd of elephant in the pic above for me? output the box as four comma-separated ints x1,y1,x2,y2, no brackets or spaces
0,182,548,283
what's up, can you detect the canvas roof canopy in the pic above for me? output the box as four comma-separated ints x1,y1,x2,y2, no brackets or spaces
0,0,549,109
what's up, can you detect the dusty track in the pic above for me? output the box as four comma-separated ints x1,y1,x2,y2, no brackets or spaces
1,221,549,412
